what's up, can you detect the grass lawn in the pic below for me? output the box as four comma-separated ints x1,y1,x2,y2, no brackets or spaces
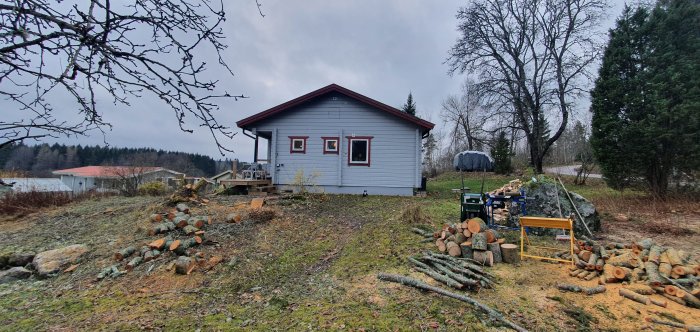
0,172,698,331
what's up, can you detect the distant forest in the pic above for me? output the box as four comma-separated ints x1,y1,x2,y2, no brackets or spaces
0,143,232,177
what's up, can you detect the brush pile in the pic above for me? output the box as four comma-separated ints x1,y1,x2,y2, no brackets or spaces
168,178,210,205
407,252,497,291
567,237,700,309
412,219,519,267
97,203,221,279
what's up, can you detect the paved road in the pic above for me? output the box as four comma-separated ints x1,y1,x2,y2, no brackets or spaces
544,165,602,179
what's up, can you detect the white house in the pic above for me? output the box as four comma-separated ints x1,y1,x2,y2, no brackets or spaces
52,166,184,193
236,84,434,196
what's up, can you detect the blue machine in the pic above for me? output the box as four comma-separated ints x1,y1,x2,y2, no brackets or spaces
484,188,527,230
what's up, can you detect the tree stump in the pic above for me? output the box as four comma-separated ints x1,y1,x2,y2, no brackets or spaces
467,218,487,234
500,244,520,264
473,250,494,267
175,256,196,275
487,242,502,264
471,232,488,251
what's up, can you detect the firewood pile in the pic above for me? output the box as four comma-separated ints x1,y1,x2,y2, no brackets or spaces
168,178,210,205
412,218,519,267
566,237,700,309
489,179,522,196
407,252,497,291
97,203,222,279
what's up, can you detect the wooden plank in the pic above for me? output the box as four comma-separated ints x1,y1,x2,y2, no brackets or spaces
520,216,572,229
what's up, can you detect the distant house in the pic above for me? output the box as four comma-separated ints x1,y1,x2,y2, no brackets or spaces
0,178,72,195
52,166,185,193
236,84,435,196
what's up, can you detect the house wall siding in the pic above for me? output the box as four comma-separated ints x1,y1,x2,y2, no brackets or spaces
251,92,424,194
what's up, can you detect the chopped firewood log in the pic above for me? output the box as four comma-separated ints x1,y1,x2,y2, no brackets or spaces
466,218,487,234
377,273,526,332
595,258,604,271
578,250,592,263
601,264,617,283
460,243,474,260
647,245,663,264
166,211,176,220
175,256,196,275
114,246,136,261
607,252,637,268
614,266,632,281
633,238,654,254
126,256,143,272
659,262,672,277
672,265,695,276
487,242,502,264
463,229,472,237
599,247,609,260
436,239,447,253
666,248,683,266
206,256,223,270
176,203,190,213
584,271,599,281
169,240,181,251
431,261,480,288
664,285,678,296
497,238,505,245
619,288,650,305
446,242,462,257
149,222,175,236
143,250,154,262
586,254,598,270
188,217,206,229
681,291,700,308
148,238,166,250
471,233,488,251
691,288,700,297
663,293,686,305
183,225,199,236
500,244,519,264
570,269,585,277
472,250,493,267
645,261,664,287
174,216,190,228
484,229,499,243
149,213,163,223
649,298,667,308
557,283,606,295
624,284,655,296
454,233,467,244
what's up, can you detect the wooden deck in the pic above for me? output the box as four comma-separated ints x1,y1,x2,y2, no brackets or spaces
219,179,271,186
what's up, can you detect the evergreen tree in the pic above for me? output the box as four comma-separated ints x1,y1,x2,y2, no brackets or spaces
402,93,417,116
422,133,438,176
491,132,512,175
590,1,700,196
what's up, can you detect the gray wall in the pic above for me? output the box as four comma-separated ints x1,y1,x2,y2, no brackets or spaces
251,92,425,195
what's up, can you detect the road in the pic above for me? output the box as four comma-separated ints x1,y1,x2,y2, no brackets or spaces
544,164,602,179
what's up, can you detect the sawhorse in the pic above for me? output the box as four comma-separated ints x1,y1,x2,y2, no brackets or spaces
520,216,575,265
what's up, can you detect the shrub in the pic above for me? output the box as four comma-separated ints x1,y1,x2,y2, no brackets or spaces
139,181,166,196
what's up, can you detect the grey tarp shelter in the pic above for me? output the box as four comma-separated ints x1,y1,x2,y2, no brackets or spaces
453,151,494,172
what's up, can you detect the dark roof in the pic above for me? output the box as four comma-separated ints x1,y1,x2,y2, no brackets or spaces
236,84,435,131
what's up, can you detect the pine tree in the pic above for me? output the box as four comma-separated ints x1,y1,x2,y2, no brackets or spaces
402,93,417,116
491,132,512,175
590,1,700,196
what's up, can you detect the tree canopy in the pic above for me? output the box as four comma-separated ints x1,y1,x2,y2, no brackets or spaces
590,0,700,196
0,0,251,154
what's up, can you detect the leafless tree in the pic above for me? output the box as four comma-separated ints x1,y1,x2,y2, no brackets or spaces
447,0,607,173
0,0,255,153
441,79,489,151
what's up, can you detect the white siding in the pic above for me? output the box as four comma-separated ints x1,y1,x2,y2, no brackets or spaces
252,92,425,194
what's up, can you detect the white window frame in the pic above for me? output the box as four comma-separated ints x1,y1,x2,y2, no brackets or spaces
322,137,339,154
347,137,372,166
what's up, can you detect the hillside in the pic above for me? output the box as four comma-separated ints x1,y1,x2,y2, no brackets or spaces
0,174,698,331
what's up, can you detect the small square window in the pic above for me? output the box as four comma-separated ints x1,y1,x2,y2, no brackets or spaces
346,136,373,166
289,136,308,154
322,137,339,154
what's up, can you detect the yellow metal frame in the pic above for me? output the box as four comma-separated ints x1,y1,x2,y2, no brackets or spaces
520,216,575,265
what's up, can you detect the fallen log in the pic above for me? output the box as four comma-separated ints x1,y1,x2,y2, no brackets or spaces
625,284,655,296
114,246,136,261
649,298,667,308
414,266,464,289
644,317,685,329
663,293,686,306
557,283,606,295
376,273,528,332
584,271,599,281
619,288,650,305
431,261,480,288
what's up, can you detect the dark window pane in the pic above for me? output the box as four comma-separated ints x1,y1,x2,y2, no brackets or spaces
326,140,337,151
293,139,304,150
351,140,368,162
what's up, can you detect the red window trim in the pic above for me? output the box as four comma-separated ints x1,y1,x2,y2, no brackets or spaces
288,136,308,154
345,136,373,166
321,136,339,154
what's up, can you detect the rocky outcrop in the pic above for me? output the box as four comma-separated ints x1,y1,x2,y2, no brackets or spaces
0,267,32,283
522,179,600,236
33,244,88,278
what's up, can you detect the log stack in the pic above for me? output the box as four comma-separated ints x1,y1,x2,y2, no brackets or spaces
566,237,700,310
100,203,217,279
413,219,514,267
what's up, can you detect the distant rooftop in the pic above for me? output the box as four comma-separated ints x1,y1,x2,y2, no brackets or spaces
52,166,183,178
1,178,72,193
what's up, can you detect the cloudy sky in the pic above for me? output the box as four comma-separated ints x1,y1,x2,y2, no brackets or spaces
28,0,627,161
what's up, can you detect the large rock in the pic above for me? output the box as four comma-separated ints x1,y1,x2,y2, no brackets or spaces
522,179,600,236
7,252,35,267
33,244,88,277
0,267,32,283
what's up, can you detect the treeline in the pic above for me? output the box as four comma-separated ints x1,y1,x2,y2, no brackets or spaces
0,143,232,177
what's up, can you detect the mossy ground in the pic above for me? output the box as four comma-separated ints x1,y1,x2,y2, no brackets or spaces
0,172,698,331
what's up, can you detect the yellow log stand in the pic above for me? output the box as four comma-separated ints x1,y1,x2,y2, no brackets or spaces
520,216,575,265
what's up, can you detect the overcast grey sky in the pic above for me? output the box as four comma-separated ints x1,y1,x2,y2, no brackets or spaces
39,0,627,161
